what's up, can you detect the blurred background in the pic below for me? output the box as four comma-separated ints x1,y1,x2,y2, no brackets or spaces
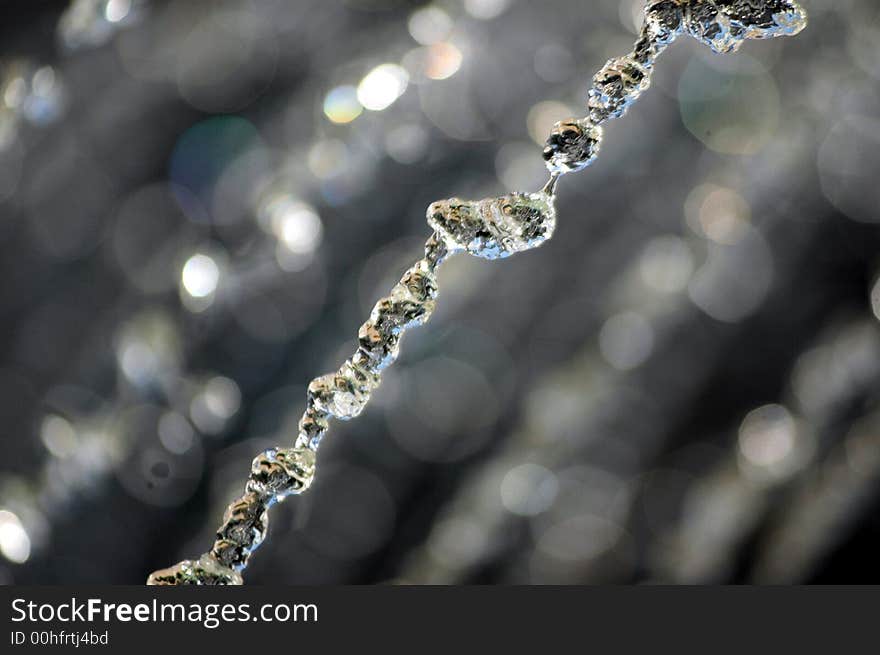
0,0,878,584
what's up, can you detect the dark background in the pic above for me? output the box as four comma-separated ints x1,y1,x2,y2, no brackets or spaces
1,0,878,584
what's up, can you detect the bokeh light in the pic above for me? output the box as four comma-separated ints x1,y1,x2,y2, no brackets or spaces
323,85,363,124
0,511,31,564
181,253,220,299
357,63,409,111
408,5,453,46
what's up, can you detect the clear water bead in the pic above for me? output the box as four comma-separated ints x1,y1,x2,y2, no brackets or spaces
543,119,603,175
645,1,686,45
588,55,651,123
248,447,316,500
400,259,438,303
147,554,242,585
308,358,379,420
427,192,556,260
211,491,269,570
633,1,685,69
632,31,662,69
684,0,807,54
355,260,437,374
685,0,742,52
358,320,401,370
424,232,452,268
297,409,329,450
370,285,435,337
